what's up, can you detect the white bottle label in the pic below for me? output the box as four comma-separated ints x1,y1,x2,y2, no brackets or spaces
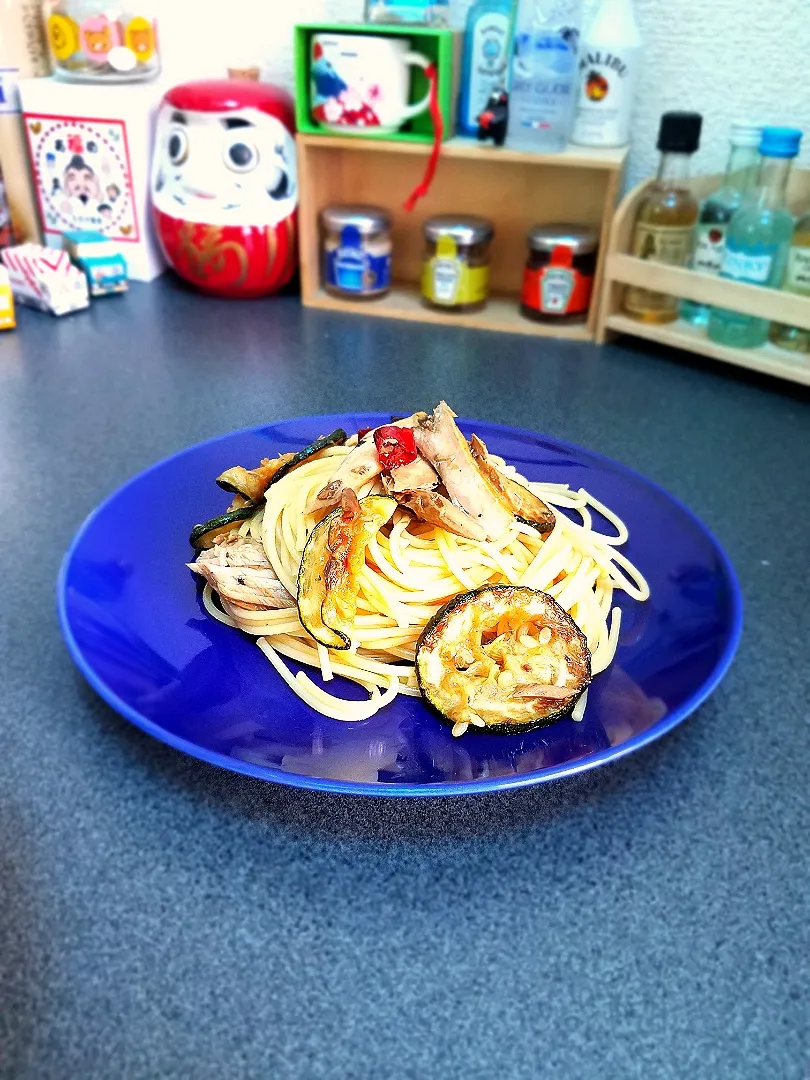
786,246,810,293
571,44,640,147
466,12,510,130
541,268,574,313
432,258,461,304
692,224,727,276
721,245,774,285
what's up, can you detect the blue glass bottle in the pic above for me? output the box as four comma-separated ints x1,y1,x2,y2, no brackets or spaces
458,0,514,137
707,127,803,349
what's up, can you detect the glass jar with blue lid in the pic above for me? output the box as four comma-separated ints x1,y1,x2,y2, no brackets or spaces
320,205,393,301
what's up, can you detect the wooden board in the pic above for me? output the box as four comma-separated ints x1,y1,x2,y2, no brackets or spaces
606,254,810,330
298,133,628,170
606,314,810,387
306,284,593,339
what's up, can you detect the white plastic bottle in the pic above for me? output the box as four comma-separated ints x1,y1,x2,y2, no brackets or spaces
506,0,582,153
570,0,641,148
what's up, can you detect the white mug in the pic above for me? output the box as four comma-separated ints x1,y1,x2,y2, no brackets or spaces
310,33,432,135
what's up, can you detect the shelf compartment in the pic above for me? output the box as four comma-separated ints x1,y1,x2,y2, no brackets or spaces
598,170,810,384
297,133,627,340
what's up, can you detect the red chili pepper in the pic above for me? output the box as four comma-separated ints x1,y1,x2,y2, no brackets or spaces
373,425,418,470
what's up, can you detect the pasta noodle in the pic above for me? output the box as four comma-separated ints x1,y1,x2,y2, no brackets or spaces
198,444,650,727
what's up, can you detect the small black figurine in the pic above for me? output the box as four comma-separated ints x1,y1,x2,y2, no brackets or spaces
477,89,509,147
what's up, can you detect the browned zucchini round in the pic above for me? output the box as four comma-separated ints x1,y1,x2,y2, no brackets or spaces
297,493,397,650
189,506,257,550
216,428,347,501
416,584,591,734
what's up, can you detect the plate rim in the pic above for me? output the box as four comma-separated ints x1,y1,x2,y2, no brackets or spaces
57,412,744,797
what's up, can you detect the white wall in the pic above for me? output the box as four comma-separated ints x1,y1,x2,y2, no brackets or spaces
160,0,810,187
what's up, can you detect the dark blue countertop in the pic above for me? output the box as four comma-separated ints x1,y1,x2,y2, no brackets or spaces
1,279,808,1079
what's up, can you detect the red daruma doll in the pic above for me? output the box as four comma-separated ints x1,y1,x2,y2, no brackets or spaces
150,80,298,298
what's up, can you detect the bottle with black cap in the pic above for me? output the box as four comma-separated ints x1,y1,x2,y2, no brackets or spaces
624,111,703,324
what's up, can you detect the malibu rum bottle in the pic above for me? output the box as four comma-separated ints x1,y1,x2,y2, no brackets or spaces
624,111,702,323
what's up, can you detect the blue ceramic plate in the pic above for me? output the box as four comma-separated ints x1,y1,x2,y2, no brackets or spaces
58,414,742,797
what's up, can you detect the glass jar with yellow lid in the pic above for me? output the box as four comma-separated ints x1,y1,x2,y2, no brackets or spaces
43,0,160,82
421,215,494,313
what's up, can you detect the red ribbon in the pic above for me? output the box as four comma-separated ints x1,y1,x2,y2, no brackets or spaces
402,62,444,212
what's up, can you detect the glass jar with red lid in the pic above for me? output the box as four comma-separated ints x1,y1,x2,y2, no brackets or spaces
520,224,599,324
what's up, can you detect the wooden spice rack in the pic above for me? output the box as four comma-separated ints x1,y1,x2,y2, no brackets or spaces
597,170,810,386
297,133,627,340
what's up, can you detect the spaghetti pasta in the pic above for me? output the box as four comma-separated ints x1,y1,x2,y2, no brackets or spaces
194,440,649,729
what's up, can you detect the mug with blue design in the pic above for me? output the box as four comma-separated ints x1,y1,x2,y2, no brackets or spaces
310,33,432,134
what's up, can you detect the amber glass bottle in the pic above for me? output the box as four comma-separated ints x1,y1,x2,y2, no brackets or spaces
624,111,703,323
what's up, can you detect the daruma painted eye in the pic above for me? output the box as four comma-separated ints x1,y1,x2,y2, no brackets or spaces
168,129,188,165
225,142,258,172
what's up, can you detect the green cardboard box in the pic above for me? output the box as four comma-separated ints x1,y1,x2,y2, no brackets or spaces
293,22,460,143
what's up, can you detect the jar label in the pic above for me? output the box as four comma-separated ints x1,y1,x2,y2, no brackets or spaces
46,13,81,65
786,245,810,293
721,242,775,285
124,17,157,64
693,223,727,276
423,257,489,307
326,244,391,294
521,264,593,316
631,223,693,266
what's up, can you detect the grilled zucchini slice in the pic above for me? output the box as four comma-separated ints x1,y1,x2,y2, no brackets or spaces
189,506,257,550
216,428,347,502
297,493,397,650
469,434,555,534
416,584,591,734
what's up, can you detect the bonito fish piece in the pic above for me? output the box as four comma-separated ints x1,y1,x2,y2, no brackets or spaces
190,536,295,610
307,413,426,513
469,434,555,534
414,402,514,542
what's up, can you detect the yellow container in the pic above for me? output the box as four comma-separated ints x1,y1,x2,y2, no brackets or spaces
0,267,17,330
421,214,493,312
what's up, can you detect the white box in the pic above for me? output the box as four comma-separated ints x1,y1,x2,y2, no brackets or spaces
18,76,169,282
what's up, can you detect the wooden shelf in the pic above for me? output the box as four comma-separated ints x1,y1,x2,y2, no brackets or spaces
298,132,628,171
297,134,626,339
307,284,592,338
596,169,810,386
606,314,810,387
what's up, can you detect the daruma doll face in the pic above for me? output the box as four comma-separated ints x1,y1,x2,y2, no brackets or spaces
151,102,297,228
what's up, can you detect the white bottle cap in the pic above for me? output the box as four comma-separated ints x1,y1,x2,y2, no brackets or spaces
730,122,765,148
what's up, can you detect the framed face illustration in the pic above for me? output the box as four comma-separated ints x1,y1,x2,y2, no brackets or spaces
25,114,139,242
150,80,298,298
